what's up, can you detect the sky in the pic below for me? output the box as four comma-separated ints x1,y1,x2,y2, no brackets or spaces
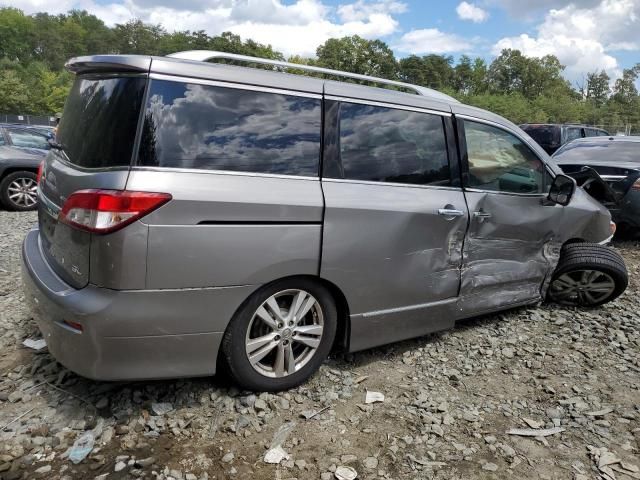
5,0,640,84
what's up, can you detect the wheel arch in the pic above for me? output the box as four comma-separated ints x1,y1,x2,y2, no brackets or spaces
220,274,351,356
0,166,39,179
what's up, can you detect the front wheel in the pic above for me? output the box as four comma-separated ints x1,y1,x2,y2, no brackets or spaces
0,171,38,211
547,243,628,307
221,278,337,391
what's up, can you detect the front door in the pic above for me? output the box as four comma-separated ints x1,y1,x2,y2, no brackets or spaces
320,99,468,350
457,117,563,314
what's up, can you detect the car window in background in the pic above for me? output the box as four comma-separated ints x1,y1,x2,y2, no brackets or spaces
553,141,640,164
7,129,49,149
597,130,610,136
566,127,583,142
465,121,547,194
138,79,322,176
334,102,450,185
0,132,5,146
521,125,560,147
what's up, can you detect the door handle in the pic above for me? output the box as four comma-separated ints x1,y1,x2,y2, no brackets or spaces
473,211,492,220
438,208,465,217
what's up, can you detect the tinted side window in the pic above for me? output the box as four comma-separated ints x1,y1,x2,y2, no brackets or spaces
329,102,450,185
465,120,547,194
7,129,49,149
138,80,321,176
58,76,146,168
566,128,583,142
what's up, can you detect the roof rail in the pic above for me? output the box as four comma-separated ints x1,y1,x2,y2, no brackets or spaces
166,50,457,103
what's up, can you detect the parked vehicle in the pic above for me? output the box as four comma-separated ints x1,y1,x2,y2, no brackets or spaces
520,123,610,155
22,52,626,391
552,136,640,233
0,123,50,211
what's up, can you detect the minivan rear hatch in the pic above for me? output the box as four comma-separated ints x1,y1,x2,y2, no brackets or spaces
38,74,146,288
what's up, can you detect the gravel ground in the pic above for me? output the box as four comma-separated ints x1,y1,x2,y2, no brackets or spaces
0,210,639,480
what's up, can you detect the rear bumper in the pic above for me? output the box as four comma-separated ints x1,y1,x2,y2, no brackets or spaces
21,228,256,381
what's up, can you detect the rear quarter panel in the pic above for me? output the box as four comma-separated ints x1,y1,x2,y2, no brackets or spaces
126,169,324,289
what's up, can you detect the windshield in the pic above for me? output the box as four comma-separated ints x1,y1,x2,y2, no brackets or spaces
57,75,146,168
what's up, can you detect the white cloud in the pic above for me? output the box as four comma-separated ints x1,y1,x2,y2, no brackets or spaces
493,0,639,80
5,0,408,58
337,0,407,21
456,1,489,22
395,28,472,54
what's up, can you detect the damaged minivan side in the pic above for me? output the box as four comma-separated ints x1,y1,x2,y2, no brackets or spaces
22,51,627,391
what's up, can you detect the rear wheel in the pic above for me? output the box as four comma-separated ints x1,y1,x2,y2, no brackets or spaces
221,278,337,391
547,243,627,307
0,171,38,211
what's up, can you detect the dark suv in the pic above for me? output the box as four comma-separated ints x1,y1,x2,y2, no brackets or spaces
520,124,610,155
0,124,51,210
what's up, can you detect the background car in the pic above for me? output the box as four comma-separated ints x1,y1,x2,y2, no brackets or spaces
552,136,640,233
0,123,50,211
520,123,610,155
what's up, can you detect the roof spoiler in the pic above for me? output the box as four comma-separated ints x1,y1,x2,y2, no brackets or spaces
65,55,151,74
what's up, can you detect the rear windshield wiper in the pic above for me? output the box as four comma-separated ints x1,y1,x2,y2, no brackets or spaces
48,139,65,150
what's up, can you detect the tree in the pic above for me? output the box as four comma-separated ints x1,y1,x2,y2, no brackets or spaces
316,35,397,79
0,8,35,62
611,65,640,104
0,68,31,113
113,20,166,55
586,70,610,107
399,54,453,90
487,49,570,99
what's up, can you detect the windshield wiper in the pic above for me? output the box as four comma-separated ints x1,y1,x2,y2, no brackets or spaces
48,139,65,150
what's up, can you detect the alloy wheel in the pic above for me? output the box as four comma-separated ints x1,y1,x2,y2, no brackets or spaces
245,289,324,378
549,269,616,306
7,177,37,208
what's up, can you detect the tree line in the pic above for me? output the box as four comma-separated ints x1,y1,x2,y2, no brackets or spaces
1,7,639,133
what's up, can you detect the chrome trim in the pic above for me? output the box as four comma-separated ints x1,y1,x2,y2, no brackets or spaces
600,175,627,181
438,208,465,217
325,95,451,116
464,187,546,198
166,50,459,102
149,73,322,99
320,177,460,191
361,297,457,318
130,166,319,181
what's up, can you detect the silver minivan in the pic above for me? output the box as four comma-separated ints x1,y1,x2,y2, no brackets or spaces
22,51,627,391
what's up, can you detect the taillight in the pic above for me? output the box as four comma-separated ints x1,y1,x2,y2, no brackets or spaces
632,178,640,191
36,161,44,184
59,190,171,234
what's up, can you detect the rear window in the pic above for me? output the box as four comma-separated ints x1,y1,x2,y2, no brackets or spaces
521,125,560,146
553,141,640,163
57,76,146,168
137,80,322,176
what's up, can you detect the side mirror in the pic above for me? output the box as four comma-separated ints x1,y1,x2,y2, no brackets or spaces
548,174,576,206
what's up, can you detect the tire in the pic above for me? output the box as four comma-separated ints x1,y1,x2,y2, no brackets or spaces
547,243,628,307
0,171,38,211
221,278,337,391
